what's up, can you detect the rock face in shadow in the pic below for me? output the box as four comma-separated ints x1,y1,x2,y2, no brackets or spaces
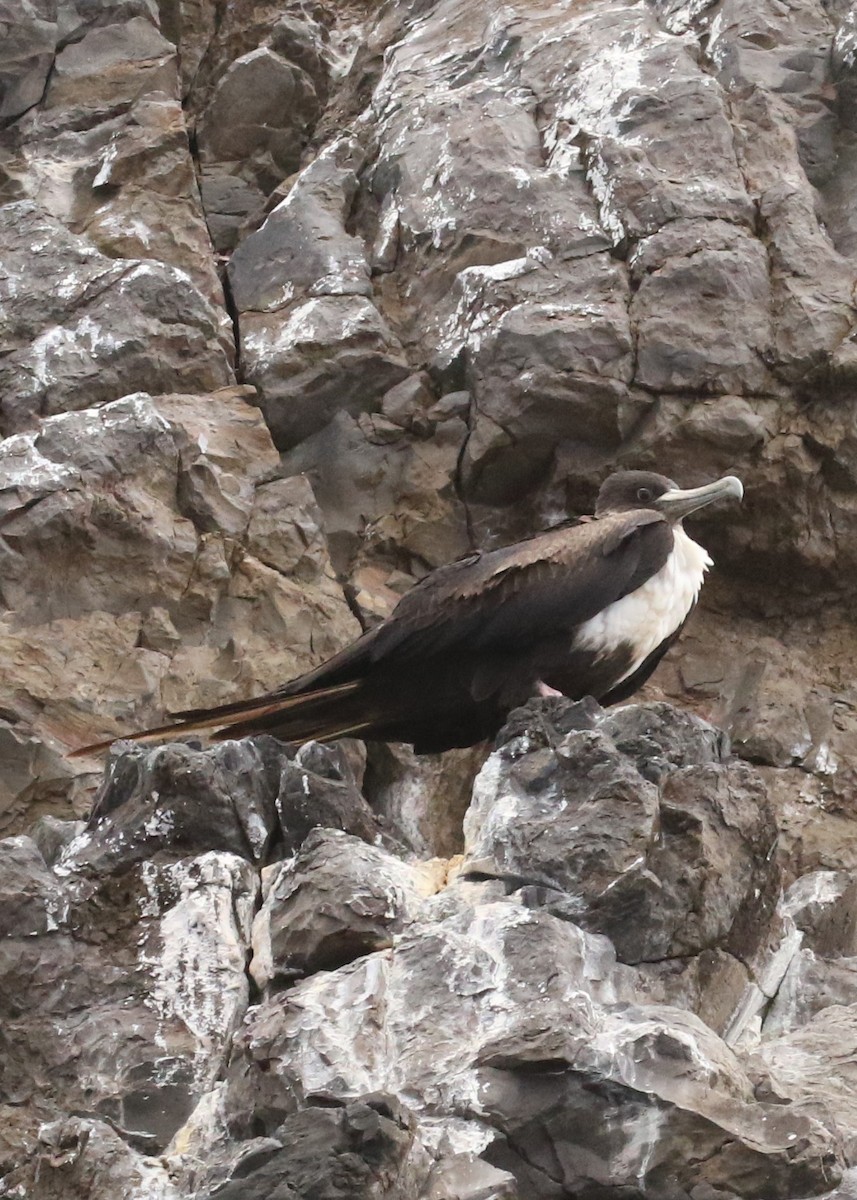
3,0,857,1195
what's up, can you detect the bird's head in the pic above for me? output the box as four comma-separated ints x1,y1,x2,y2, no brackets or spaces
595,470,744,522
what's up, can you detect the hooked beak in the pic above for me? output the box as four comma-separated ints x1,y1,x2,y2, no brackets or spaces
654,475,743,522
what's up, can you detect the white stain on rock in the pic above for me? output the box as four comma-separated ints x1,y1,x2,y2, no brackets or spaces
138,852,258,1083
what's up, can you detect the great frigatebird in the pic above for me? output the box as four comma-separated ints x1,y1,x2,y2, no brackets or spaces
72,470,742,756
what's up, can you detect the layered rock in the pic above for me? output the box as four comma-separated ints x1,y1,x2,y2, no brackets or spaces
0,389,359,833
3,0,857,1195
6,700,857,1199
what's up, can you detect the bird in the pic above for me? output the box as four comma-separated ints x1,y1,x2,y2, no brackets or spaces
71,469,742,757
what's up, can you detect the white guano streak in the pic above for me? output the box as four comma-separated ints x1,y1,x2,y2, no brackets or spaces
576,526,711,684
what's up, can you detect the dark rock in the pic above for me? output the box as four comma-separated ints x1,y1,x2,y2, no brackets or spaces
205,1095,423,1200
636,948,752,1040
380,374,437,433
276,742,380,855
0,0,58,124
219,1053,303,1142
0,835,63,936
446,252,636,505
251,828,432,985
186,0,332,248
65,738,285,873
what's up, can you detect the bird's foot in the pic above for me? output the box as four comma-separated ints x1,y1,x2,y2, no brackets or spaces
536,680,564,698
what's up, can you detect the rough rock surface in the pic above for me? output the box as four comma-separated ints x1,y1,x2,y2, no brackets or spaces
4,0,857,1195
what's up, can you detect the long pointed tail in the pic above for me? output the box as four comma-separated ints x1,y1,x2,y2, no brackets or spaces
68,680,366,758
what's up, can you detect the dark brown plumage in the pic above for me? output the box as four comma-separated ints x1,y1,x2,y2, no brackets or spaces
71,470,742,757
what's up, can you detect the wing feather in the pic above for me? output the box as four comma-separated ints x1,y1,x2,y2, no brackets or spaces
187,512,673,701
362,511,673,664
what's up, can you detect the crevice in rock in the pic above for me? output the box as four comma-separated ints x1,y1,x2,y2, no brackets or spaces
68,1108,161,1155
1,45,58,130
219,260,243,381
493,1122,566,1191
454,397,478,551
180,0,230,104
340,575,373,633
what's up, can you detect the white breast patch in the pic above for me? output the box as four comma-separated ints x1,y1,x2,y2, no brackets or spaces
575,526,712,684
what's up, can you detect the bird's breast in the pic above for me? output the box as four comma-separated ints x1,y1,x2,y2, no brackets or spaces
574,527,712,683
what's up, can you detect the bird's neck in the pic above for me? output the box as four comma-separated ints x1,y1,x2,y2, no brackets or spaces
672,523,714,580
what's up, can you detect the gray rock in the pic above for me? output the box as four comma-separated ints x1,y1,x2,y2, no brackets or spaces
1,850,256,1160
426,1154,518,1200
630,227,774,395
0,835,63,936
241,295,410,451
364,740,486,859
280,405,470,585
44,18,178,112
463,699,778,965
783,871,857,958
234,900,838,1198
4,0,857,1192
28,815,86,868
764,949,857,1037
0,388,359,829
198,48,317,191
442,251,636,504
204,1095,424,1200
0,1116,181,1198
762,874,857,1036
199,173,267,253
754,1005,857,1162
245,472,339,579
2,93,225,309
0,0,57,124
227,136,369,312
251,828,434,985
185,0,332,247
0,204,232,434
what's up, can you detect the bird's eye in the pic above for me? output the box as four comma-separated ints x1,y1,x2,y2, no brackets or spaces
636,487,652,502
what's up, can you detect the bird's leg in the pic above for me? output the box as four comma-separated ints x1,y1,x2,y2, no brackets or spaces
530,680,566,749
536,680,564,698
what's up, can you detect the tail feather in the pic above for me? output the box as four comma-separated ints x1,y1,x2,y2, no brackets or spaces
68,680,363,758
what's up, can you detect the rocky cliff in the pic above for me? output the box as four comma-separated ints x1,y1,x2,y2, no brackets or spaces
2,0,857,1196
